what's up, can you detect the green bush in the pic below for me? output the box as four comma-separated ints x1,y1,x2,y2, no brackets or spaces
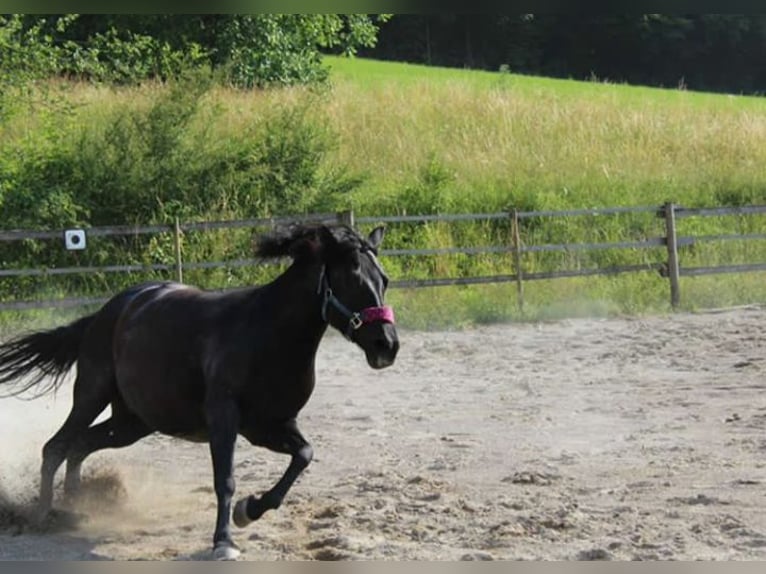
0,74,363,301
2,15,389,89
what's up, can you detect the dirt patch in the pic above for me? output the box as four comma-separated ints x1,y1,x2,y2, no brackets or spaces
68,468,129,515
0,488,31,536
1,306,766,560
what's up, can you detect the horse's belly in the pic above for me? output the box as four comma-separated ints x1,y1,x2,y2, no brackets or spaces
115,326,207,435
118,371,207,436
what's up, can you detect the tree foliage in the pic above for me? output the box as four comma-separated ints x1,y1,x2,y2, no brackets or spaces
5,14,763,93
1,14,389,88
364,14,766,94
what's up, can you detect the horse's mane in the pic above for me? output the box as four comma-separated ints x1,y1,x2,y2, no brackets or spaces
256,223,368,260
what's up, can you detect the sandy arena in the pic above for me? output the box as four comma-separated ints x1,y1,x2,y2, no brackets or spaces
1,306,765,560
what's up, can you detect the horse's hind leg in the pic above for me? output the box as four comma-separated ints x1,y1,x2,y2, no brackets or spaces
233,418,313,527
38,370,112,519
63,399,151,497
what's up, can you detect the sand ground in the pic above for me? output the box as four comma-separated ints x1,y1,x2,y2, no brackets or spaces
1,306,765,560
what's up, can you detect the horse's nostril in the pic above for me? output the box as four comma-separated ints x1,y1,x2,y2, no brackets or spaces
374,338,390,351
373,336,399,356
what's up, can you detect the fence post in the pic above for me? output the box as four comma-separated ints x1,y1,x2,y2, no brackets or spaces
338,209,355,227
663,202,681,309
173,217,183,284
511,209,525,313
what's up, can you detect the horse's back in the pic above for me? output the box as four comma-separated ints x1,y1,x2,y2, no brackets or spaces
76,282,178,369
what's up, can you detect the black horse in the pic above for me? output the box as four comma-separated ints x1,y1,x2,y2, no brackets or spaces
0,223,399,560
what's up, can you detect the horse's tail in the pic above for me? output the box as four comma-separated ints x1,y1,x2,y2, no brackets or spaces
0,313,96,398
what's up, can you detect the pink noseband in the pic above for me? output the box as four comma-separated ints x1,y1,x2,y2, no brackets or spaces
361,306,395,325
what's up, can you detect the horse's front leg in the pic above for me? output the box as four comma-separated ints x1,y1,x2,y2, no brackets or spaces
205,397,241,560
233,418,313,527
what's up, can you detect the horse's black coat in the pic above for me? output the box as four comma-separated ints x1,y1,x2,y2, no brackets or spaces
0,223,399,559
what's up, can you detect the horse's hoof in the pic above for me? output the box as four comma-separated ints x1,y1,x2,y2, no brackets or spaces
213,543,241,561
232,497,252,528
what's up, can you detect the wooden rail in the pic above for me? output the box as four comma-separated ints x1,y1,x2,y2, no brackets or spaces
1,203,765,311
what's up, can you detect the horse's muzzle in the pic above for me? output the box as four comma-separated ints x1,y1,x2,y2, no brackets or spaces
365,323,399,369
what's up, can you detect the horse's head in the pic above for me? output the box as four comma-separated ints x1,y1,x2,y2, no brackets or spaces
318,225,399,369
257,223,399,369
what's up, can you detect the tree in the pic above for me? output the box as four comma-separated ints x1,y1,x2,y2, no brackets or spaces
210,14,390,87
2,14,390,88
364,14,766,94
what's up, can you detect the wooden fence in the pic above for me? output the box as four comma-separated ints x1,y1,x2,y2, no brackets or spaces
1,203,765,312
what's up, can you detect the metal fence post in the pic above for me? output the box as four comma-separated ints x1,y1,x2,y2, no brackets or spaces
511,209,525,313
663,202,681,308
174,217,184,283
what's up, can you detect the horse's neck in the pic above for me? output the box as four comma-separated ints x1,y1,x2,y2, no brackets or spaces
253,260,328,351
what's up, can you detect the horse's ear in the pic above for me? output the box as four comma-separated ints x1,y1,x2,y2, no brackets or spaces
367,226,386,251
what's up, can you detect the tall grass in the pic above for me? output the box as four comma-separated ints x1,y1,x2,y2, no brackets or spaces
2,57,766,328
320,57,766,324
323,57,766,211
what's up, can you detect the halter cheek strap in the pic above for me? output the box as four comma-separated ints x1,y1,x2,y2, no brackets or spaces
318,266,395,340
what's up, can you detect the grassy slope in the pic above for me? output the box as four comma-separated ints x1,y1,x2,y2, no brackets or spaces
323,56,766,208
321,56,766,325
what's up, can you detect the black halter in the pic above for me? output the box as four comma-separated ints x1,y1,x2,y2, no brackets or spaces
317,265,395,340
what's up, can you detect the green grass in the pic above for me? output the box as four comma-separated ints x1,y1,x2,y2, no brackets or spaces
322,56,766,209
326,54,766,108
319,56,766,324
2,56,766,329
